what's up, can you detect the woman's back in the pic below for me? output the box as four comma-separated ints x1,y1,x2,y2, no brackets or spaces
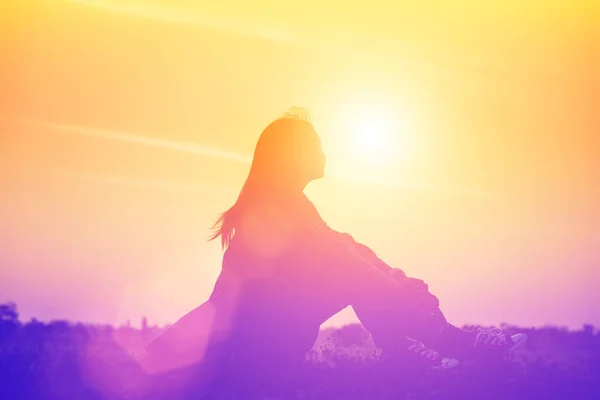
210,194,339,363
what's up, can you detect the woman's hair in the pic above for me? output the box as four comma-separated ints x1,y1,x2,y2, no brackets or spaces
209,107,322,250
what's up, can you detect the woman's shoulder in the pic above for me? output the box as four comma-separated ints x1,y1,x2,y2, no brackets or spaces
232,202,299,259
228,193,328,259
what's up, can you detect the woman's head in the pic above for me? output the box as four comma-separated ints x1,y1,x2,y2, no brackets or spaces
210,107,326,249
250,107,325,187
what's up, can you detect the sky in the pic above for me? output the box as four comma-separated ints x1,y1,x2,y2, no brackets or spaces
0,0,598,329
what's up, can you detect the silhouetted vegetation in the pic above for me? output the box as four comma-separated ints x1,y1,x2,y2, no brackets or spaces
1,303,599,399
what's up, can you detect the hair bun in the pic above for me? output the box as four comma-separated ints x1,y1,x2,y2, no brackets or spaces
280,106,312,123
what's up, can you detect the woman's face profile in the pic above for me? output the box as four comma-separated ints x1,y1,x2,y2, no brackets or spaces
296,127,325,182
311,133,326,180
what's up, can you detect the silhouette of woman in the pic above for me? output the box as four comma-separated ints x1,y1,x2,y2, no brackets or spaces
143,107,527,392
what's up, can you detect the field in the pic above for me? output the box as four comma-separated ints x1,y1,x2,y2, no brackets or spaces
1,303,599,399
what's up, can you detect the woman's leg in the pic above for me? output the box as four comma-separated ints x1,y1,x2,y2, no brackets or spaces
327,233,477,358
289,230,478,361
352,299,446,350
354,301,477,359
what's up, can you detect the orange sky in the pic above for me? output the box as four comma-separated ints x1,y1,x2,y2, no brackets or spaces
1,0,598,329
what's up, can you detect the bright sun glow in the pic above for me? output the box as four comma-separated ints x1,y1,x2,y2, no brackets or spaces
342,105,404,168
354,112,389,153
318,96,417,180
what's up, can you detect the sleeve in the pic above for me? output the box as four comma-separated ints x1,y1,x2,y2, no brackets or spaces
322,228,407,279
289,196,407,283
264,196,430,306
315,227,440,312
287,224,409,301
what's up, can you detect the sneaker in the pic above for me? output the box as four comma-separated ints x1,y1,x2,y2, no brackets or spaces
386,339,460,371
465,326,528,359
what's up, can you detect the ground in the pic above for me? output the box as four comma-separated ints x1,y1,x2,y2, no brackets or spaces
1,316,599,399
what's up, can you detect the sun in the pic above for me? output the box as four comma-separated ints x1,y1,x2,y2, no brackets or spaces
344,107,399,167
354,112,389,153
320,98,415,180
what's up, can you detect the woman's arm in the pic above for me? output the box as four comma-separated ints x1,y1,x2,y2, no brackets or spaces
326,229,405,277
287,226,412,303
285,195,439,311
317,228,440,312
236,204,402,297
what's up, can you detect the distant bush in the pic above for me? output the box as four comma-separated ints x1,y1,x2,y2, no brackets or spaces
1,303,599,399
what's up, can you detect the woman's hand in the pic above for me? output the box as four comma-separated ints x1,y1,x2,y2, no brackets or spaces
388,268,407,280
391,272,440,313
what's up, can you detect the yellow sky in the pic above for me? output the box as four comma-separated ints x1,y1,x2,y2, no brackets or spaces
0,0,598,328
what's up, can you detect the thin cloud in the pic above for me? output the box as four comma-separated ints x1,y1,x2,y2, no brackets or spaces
62,0,510,76
72,172,235,195
64,0,434,71
65,1,576,82
67,0,299,45
26,118,252,164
